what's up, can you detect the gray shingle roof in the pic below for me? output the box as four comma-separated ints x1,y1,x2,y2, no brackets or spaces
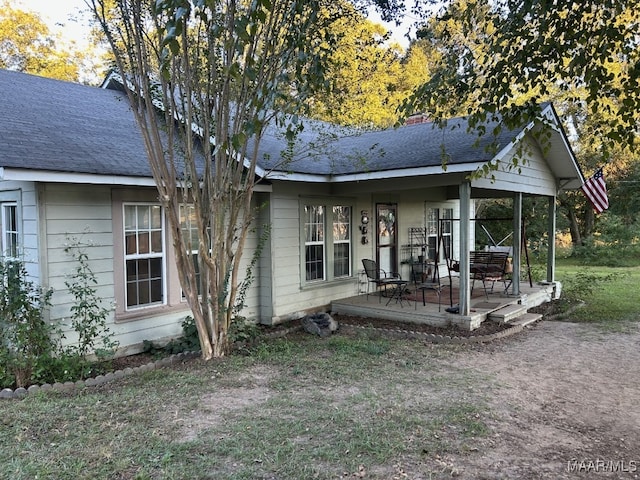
255,116,520,176
0,69,153,177
0,69,521,179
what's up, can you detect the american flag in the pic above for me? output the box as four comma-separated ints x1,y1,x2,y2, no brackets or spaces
581,167,609,214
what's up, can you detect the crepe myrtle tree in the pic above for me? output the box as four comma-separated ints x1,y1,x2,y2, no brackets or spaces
87,0,340,358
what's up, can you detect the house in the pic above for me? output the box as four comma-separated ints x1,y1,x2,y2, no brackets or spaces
0,69,584,354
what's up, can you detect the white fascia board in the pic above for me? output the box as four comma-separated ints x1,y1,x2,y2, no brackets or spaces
264,162,484,183
0,168,158,186
0,168,272,192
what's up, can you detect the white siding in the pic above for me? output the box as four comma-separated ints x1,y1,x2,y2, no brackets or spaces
0,180,40,280
472,135,557,196
40,184,189,354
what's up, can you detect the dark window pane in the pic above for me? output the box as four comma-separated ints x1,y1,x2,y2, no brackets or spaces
138,232,150,254
138,280,150,305
333,243,350,277
137,259,150,279
305,245,324,281
151,231,162,253
126,260,138,281
125,233,137,255
126,282,137,307
150,279,163,302
150,258,162,279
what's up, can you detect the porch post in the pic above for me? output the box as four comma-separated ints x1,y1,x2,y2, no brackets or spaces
547,196,556,282
459,181,471,316
512,192,522,295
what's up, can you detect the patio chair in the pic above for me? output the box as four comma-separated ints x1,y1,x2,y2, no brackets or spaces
361,259,403,302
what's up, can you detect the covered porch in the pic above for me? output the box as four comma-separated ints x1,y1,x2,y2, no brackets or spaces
331,277,558,330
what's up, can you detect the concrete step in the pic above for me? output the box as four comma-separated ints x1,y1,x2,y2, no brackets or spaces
488,304,529,324
509,312,543,327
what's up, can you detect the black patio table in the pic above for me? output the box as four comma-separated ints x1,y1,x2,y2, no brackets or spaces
384,279,410,307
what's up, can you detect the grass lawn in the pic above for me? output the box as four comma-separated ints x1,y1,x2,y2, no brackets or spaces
554,261,640,332
1,333,493,480
2,264,638,479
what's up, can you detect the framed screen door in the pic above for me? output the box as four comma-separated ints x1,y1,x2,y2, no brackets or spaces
376,203,398,275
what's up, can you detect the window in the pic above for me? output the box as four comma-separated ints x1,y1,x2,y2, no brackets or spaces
180,204,203,296
441,208,453,260
426,207,453,262
304,205,325,281
124,204,164,309
332,206,351,278
303,202,352,283
1,203,18,258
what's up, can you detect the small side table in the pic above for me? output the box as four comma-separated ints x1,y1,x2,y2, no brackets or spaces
384,280,410,307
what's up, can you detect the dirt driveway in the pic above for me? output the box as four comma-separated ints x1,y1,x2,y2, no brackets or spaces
445,320,640,479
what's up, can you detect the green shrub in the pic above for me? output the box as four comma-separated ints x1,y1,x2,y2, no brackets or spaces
63,238,119,377
0,258,54,388
228,316,261,345
561,268,618,304
1,237,122,388
144,316,201,356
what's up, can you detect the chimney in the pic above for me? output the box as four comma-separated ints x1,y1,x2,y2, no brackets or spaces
404,113,430,125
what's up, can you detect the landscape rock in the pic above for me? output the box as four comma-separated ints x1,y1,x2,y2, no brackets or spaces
302,313,339,337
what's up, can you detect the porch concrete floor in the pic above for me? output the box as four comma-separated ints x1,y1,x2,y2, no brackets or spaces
330,277,556,330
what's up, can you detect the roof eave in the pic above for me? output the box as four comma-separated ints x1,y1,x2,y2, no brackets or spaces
0,168,273,192
264,162,485,183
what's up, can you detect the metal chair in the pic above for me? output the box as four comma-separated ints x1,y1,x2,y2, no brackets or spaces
361,259,402,302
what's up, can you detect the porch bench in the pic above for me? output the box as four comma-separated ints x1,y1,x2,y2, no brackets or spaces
470,250,510,298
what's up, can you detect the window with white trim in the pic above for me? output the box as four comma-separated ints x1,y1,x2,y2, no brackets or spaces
426,207,453,262
123,204,165,309
304,205,325,281
180,204,203,296
1,203,18,258
303,202,352,283
332,206,351,278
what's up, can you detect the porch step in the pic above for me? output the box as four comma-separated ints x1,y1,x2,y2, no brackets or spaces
509,312,543,327
488,304,529,324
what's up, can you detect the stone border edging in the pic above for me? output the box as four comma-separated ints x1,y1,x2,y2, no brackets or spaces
339,322,526,344
0,350,202,400
1,325,307,400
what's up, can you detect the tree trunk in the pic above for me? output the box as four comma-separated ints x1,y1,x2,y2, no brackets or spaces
567,208,582,246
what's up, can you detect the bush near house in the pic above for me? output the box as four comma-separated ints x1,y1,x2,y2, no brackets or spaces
0,253,119,390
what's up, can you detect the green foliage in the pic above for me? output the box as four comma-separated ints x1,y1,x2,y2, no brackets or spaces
403,0,639,165
64,237,119,365
227,316,261,346
0,238,122,388
0,258,54,388
561,268,618,304
571,240,640,267
0,0,84,81
144,316,201,356
307,3,423,128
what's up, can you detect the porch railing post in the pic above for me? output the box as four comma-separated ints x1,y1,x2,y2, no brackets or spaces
459,182,471,316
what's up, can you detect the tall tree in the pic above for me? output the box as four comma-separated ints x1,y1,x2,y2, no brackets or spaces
399,0,639,167
87,0,336,359
0,1,85,81
307,3,427,128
